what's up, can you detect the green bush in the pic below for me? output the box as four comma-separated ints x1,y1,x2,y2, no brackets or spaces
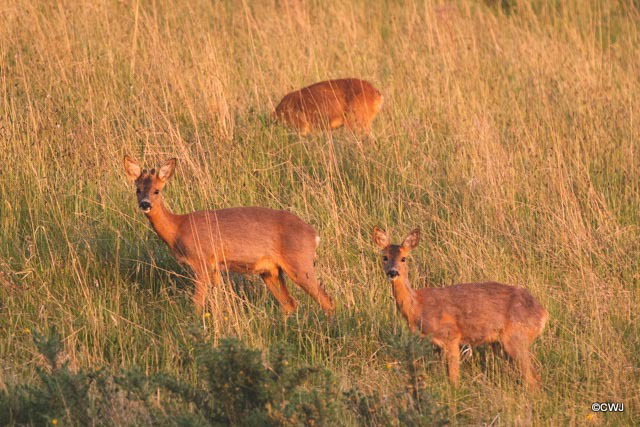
345,334,448,427
1,327,446,426
0,327,100,426
150,338,337,426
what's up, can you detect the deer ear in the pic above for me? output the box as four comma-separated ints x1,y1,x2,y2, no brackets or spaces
124,156,141,181
157,158,177,182
373,226,389,249
402,228,420,250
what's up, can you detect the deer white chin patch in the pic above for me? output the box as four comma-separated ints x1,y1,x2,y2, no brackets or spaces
141,207,151,213
315,235,321,247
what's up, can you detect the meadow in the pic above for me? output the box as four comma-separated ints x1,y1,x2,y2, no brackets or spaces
0,0,639,425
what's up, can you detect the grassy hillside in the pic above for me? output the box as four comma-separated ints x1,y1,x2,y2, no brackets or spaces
1,0,638,424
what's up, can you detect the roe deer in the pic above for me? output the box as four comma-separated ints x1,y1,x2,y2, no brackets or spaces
274,78,383,135
373,226,548,387
123,156,335,314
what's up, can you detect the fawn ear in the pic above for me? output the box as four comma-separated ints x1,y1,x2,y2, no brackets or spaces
402,228,420,250
124,156,141,181
157,158,177,182
373,226,389,249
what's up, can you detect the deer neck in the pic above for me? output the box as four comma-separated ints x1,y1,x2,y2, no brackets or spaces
391,274,417,326
145,198,181,249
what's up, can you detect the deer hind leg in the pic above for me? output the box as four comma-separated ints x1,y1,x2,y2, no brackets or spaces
294,111,311,135
502,333,539,388
260,267,297,315
329,115,344,130
345,98,374,134
281,261,334,314
299,123,311,136
344,111,369,134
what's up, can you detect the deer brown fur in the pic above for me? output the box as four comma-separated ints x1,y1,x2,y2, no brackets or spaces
274,78,383,135
373,226,548,387
123,156,334,314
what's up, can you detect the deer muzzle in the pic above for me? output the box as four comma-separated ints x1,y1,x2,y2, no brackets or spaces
139,200,151,212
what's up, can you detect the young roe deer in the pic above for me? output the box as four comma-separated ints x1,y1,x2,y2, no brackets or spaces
274,78,383,135
373,227,548,387
123,156,335,314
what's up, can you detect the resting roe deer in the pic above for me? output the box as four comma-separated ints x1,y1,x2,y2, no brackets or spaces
373,227,548,387
123,156,334,314
274,78,383,135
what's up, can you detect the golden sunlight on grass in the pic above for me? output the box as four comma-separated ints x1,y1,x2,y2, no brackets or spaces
0,0,638,425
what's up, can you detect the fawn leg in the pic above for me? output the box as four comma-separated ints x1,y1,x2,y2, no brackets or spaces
191,263,211,311
503,335,539,388
283,264,334,314
344,113,368,135
210,268,222,287
445,338,461,386
260,267,297,315
329,116,344,129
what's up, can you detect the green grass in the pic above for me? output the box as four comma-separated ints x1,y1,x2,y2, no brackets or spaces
1,0,639,425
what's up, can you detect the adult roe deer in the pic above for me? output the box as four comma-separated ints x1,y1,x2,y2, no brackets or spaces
274,78,383,135
123,156,335,314
373,226,548,387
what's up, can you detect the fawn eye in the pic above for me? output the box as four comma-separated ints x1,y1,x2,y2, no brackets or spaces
401,258,406,262
154,190,160,195
382,256,388,261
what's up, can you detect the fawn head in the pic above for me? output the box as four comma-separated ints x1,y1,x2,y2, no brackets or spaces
373,226,420,280
123,156,176,213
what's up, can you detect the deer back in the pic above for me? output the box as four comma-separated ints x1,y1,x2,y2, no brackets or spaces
173,207,318,270
275,78,382,129
415,282,547,345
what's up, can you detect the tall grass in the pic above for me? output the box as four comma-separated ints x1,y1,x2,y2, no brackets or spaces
1,0,638,424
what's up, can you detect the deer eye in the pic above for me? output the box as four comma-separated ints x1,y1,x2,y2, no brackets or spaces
401,258,406,262
382,256,388,261
154,190,160,195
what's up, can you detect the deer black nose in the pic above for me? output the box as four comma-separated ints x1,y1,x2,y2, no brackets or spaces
139,201,151,210
386,269,399,278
